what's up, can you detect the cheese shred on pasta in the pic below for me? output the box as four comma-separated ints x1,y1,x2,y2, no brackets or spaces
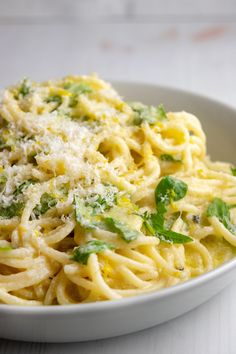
0,74,236,306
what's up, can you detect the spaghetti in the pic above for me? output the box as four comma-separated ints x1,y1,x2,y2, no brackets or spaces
0,75,235,306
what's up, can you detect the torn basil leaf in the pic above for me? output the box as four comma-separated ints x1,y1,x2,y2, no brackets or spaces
0,201,24,219
154,227,192,244
33,193,57,217
139,176,191,244
64,82,92,95
86,186,118,214
72,240,114,265
104,217,140,243
231,167,236,176
160,154,181,163
13,180,35,196
73,195,100,229
155,176,188,207
0,174,7,192
129,102,167,125
0,246,12,251
19,78,31,97
207,197,235,234
45,95,62,111
140,211,192,244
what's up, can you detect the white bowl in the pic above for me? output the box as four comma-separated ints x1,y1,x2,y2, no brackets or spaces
1,82,236,343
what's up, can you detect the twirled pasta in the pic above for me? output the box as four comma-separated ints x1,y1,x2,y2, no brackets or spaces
0,75,235,306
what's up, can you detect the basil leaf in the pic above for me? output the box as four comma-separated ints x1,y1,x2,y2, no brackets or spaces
69,95,78,108
154,226,193,244
231,167,236,176
19,79,31,97
0,201,24,219
72,240,114,265
64,82,92,95
86,186,118,214
160,154,181,163
206,198,235,234
0,246,12,251
155,176,188,206
139,176,190,244
0,174,7,192
33,193,57,217
104,217,140,243
73,195,100,229
156,104,167,120
45,95,62,111
129,102,167,125
13,180,35,196
140,212,192,244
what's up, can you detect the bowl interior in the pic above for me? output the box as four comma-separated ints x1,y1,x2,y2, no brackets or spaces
113,82,236,164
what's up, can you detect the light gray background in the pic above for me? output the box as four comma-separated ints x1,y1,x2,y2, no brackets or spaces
0,0,236,353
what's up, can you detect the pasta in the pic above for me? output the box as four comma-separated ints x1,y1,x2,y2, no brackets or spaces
0,74,236,306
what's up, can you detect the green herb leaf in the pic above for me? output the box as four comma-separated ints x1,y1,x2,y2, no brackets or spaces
19,79,31,97
72,240,114,265
154,226,192,244
0,174,7,192
0,246,12,251
160,154,181,163
74,195,100,229
0,201,24,219
156,104,167,120
64,82,92,95
104,217,140,243
69,95,78,108
155,176,188,207
140,211,192,244
231,167,236,176
139,176,190,244
206,197,235,234
86,186,118,214
45,95,62,111
33,193,57,217
129,102,167,125
13,180,35,196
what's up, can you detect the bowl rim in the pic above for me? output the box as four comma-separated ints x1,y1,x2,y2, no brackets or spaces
1,81,236,315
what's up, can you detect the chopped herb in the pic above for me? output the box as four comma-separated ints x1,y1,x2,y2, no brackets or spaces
86,186,118,214
207,198,235,234
156,104,167,120
0,246,12,251
104,217,140,243
160,154,181,163
13,180,35,196
45,95,62,111
73,195,100,229
64,82,92,95
231,167,236,176
140,211,192,244
140,176,191,244
69,94,78,108
129,102,167,125
0,201,24,219
33,193,57,217
155,227,192,244
0,174,7,192
72,240,114,265
155,176,188,208
19,79,31,97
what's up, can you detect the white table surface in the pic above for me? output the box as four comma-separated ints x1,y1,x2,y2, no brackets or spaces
0,1,236,352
